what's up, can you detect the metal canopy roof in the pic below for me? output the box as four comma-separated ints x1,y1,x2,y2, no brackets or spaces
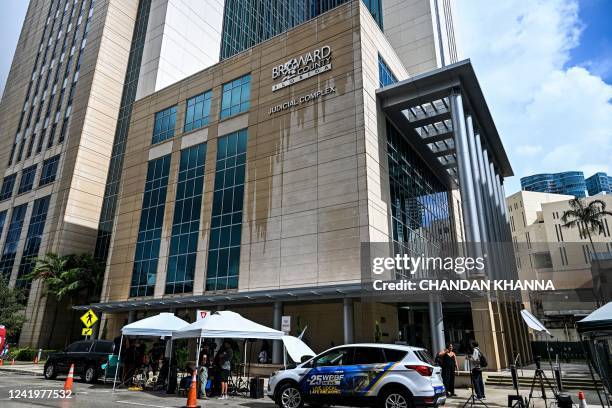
376,59,513,188
73,283,366,313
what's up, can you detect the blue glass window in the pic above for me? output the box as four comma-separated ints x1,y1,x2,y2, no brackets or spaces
378,54,397,87
220,75,251,119
0,174,17,201
39,155,60,186
16,196,50,289
0,204,28,281
18,165,37,194
130,154,171,297
206,129,247,291
166,143,207,294
0,211,7,244
152,106,177,144
184,91,212,132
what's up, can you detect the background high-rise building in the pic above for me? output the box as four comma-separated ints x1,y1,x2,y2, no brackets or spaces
0,0,223,348
520,171,587,197
586,172,612,196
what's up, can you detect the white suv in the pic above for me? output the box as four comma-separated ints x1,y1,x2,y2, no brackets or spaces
268,343,446,408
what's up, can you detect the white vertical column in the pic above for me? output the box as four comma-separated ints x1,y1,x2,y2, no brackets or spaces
466,118,488,243
450,89,481,242
343,298,354,344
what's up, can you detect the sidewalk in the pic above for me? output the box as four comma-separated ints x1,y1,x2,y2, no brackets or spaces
0,361,44,376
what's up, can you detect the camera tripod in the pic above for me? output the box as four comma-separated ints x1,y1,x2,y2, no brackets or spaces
526,357,559,408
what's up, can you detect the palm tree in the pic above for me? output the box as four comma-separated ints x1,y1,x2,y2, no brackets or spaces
25,253,82,346
561,198,612,259
561,198,612,305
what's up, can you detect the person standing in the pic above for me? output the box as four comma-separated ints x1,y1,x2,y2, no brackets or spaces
438,343,458,397
469,341,486,399
217,341,233,400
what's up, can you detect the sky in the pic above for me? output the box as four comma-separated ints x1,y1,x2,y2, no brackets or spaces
0,0,611,194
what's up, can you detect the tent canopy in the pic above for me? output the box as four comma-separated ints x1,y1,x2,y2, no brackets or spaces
577,302,612,336
121,313,188,337
173,311,284,340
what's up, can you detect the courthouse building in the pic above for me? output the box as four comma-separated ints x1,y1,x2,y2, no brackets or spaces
85,1,528,369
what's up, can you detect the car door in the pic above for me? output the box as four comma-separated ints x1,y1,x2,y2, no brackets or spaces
298,346,354,405
72,341,93,375
351,347,389,398
56,342,80,374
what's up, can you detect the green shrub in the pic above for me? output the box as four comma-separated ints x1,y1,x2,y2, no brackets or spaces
14,348,37,361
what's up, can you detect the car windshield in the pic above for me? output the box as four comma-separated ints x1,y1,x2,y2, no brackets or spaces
314,348,352,366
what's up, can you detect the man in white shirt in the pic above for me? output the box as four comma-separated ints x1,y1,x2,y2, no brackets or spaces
470,341,486,399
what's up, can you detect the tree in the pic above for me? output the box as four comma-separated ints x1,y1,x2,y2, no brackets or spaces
0,278,27,343
561,198,612,256
24,253,104,346
561,198,612,305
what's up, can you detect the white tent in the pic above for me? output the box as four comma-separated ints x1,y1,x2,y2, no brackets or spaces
122,312,189,337
173,311,284,339
113,313,188,391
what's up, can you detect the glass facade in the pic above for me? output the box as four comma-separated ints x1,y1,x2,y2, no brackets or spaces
16,196,51,289
220,0,383,60
152,106,177,144
39,155,60,186
166,144,207,294
94,0,153,263
386,120,452,277
0,174,17,201
184,90,212,132
521,171,587,197
586,172,612,196
130,154,171,297
206,129,247,291
220,75,251,119
18,165,38,194
0,204,28,281
378,54,397,87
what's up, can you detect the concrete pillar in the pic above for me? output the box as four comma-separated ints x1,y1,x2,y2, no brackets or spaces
343,298,354,344
272,301,283,364
449,89,481,242
428,298,445,353
466,121,488,244
475,136,497,244
128,310,135,324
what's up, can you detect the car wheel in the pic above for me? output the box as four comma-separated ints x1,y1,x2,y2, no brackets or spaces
83,366,98,383
380,388,413,408
277,382,304,408
44,363,57,380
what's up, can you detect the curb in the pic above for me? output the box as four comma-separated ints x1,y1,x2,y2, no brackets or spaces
0,367,44,376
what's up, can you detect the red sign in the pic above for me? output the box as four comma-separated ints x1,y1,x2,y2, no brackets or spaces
196,310,210,321
0,325,6,353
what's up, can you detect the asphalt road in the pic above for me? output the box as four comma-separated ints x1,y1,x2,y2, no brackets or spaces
0,371,274,408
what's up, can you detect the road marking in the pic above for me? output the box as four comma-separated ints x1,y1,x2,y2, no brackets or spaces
115,401,173,408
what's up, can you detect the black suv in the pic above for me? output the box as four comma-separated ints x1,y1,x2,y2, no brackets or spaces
44,340,114,383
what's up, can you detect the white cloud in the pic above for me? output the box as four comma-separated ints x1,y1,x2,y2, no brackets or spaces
454,0,612,194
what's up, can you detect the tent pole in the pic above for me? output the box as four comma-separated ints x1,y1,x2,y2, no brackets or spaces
167,338,173,393
112,334,123,392
243,340,247,377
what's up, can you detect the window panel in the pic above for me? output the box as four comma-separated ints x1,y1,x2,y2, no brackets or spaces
39,154,60,186
0,204,28,280
16,196,51,289
206,129,247,291
130,154,171,297
184,90,212,132
152,106,177,144
0,174,17,201
18,165,38,194
220,74,251,119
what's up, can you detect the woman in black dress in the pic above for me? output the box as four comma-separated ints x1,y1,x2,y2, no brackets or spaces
438,343,458,397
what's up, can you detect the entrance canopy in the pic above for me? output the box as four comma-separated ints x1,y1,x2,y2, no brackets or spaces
173,311,284,339
577,302,612,338
121,312,188,337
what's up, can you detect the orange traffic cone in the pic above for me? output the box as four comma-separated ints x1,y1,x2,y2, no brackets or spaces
183,369,200,408
0,359,3,366
11,358,15,365
64,363,75,393
33,354,38,365
578,391,588,408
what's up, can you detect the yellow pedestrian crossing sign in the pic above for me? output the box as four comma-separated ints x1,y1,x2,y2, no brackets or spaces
80,309,98,328
82,327,93,336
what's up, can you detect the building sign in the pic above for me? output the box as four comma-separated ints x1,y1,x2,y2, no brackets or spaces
272,45,332,92
269,86,336,115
